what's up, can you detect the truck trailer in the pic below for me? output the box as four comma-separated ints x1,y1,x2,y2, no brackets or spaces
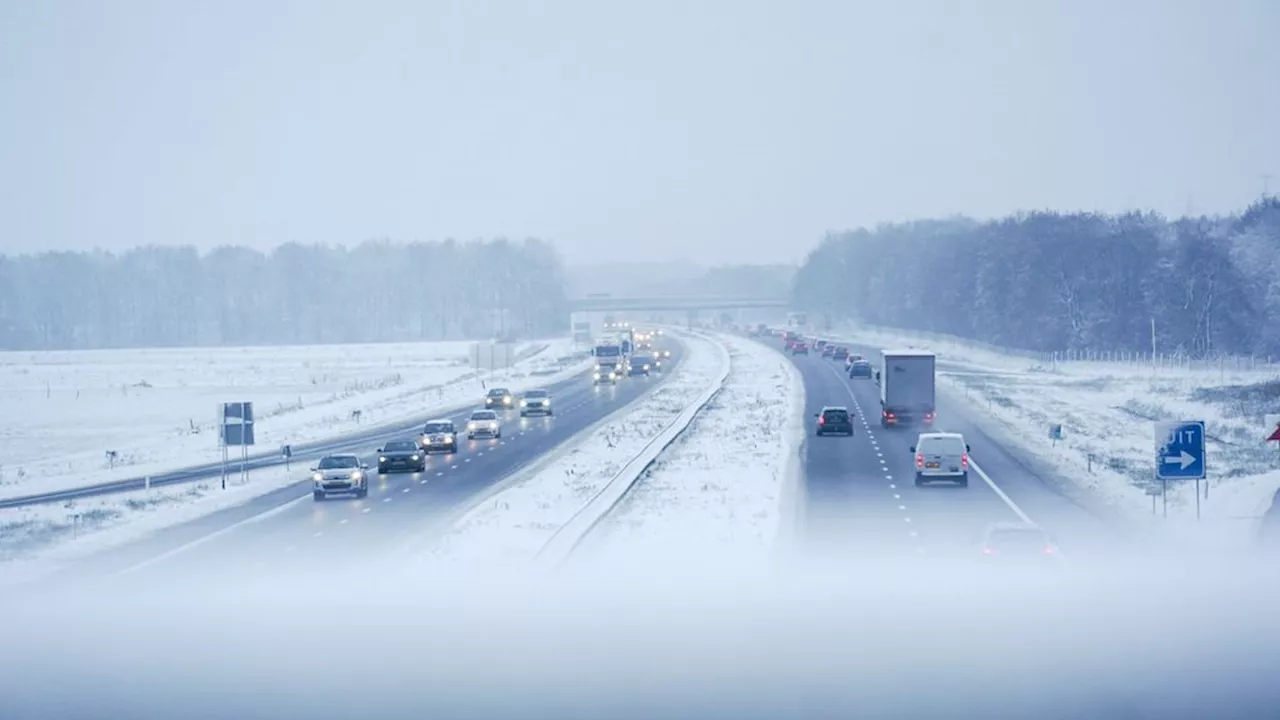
879,349,936,428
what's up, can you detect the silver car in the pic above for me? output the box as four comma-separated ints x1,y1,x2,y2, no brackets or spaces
519,389,553,416
466,409,502,439
419,419,458,454
910,432,970,487
311,453,370,500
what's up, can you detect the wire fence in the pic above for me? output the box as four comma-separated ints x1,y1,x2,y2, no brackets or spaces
848,323,1280,375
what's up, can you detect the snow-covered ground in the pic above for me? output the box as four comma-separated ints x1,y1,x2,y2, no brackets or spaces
0,338,579,501
420,330,729,566
579,332,804,565
0,339,590,588
824,324,1280,548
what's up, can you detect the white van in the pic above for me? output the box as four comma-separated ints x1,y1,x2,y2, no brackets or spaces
910,432,970,487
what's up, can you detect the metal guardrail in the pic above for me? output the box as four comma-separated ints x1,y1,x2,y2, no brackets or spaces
532,330,732,568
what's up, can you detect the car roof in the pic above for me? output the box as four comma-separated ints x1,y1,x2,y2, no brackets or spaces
985,521,1044,533
881,349,936,357
425,418,453,425
821,406,850,412
323,453,359,460
489,387,510,393
917,432,964,441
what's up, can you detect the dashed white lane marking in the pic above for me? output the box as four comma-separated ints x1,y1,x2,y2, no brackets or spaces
450,465,458,470
464,458,471,463
339,519,348,525
898,505,907,511
904,517,912,523
361,507,371,514
420,479,428,484
893,494,901,500
285,545,296,553
313,531,323,538
437,472,444,477
402,487,410,493
477,452,484,457
889,484,896,489
382,497,392,503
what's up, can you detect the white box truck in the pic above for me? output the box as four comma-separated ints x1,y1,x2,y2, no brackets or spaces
879,349,936,428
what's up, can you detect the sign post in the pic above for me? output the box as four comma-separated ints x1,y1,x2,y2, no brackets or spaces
1155,420,1206,521
220,402,255,489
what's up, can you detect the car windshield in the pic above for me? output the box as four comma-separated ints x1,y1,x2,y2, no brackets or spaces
424,423,452,434
383,441,416,452
317,456,358,469
471,411,496,420
921,437,966,455
823,410,849,422
525,390,547,398
632,356,654,364
488,389,508,397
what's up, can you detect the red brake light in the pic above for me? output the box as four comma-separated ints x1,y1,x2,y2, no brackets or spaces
915,454,924,469
1043,546,1055,555
982,546,996,555
818,416,825,425
961,453,969,469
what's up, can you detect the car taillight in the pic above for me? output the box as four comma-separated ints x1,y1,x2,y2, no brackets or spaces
915,454,924,469
1043,546,1055,555
818,416,825,425
982,546,996,555
924,411,935,422
961,453,969,469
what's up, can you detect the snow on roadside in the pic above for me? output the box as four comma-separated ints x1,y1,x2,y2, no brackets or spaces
580,331,803,564
421,331,726,566
0,338,581,501
822,323,1280,548
0,343,593,587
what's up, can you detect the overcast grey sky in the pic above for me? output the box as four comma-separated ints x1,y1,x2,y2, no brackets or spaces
2,0,1277,266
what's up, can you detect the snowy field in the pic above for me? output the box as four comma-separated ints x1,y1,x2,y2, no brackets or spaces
0,338,577,501
579,332,803,565
419,330,730,566
827,324,1280,548
0,339,589,588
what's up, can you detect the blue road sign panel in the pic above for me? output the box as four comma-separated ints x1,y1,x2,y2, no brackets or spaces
1154,420,1205,480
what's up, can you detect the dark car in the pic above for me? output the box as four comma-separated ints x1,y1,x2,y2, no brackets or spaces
419,419,458,454
791,342,809,356
815,406,854,436
377,440,426,474
629,354,656,376
485,387,514,410
832,347,849,361
520,389,553,417
821,344,836,358
849,360,873,378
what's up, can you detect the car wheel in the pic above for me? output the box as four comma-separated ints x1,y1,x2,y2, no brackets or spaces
449,444,458,454
547,410,554,416
313,491,324,501
417,463,427,472
356,487,368,499
496,431,502,438
958,474,969,488
377,465,387,475
467,434,474,440
914,474,925,487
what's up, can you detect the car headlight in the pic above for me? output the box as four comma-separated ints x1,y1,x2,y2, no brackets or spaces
521,400,528,406
489,422,498,429
643,364,649,370
350,471,362,480
594,373,601,379
443,433,454,441
468,422,477,429
379,456,387,463
312,472,322,482
411,454,420,461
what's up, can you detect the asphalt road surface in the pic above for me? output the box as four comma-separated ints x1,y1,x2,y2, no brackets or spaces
37,341,684,590
788,340,1119,564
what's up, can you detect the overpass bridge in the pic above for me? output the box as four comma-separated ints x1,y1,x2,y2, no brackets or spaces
567,295,790,313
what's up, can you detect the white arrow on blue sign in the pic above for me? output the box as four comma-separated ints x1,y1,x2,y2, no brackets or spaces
1154,420,1206,480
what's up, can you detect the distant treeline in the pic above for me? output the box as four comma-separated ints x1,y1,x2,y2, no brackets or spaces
0,238,569,350
792,198,1280,357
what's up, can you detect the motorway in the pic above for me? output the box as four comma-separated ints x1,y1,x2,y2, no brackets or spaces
788,339,1120,563
40,342,684,590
